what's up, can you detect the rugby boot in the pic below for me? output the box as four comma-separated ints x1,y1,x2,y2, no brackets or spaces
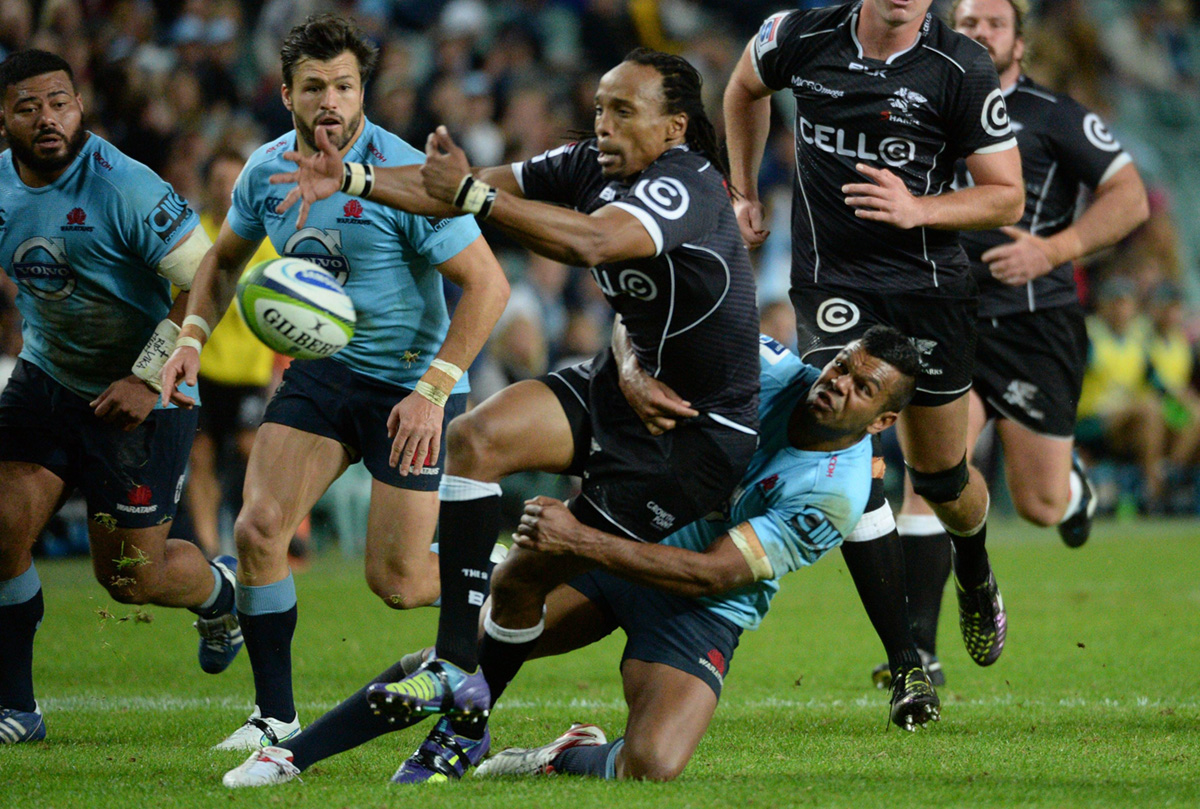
871,647,946,689
888,667,940,732
955,567,1007,666
212,705,301,750
474,723,608,777
390,717,491,784
222,746,301,788
0,703,45,743
194,555,243,674
366,658,490,722
1058,454,1097,548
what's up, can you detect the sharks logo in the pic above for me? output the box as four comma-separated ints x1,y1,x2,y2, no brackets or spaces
890,87,928,115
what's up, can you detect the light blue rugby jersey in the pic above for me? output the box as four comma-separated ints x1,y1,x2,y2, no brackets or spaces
662,336,873,630
227,119,481,392
0,133,199,399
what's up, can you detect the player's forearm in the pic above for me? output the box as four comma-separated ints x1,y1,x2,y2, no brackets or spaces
919,183,1024,231
165,289,190,325
1042,164,1149,266
424,257,510,393
572,525,742,598
369,166,463,218
487,194,623,267
724,80,772,202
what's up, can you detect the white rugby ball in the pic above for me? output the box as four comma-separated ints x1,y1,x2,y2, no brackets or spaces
236,257,356,359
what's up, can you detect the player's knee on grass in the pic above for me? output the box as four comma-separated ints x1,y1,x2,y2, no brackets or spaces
619,736,689,782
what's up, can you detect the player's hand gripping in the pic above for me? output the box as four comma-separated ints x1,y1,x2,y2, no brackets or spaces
387,391,443,476
982,226,1056,286
159,344,199,408
843,163,927,229
91,375,159,431
616,346,698,436
269,124,345,228
514,497,589,557
733,197,771,249
421,126,472,205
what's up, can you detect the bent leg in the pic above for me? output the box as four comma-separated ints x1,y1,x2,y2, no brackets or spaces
88,521,214,607
996,420,1075,526
186,431,221,558
615,661,717,781
363,483,439,610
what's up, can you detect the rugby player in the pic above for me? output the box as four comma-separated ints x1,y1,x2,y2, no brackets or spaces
221,328,931,786
725,0,1023,678
0,50,240,743
873,0,1149,687
159,14,510,750
269,48,765,780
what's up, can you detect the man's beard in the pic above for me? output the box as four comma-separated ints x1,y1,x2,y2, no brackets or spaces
295,112,361,153
991,46,1016,75
9,125,88,175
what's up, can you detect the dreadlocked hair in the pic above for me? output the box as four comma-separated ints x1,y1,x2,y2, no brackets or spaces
621,47,732,190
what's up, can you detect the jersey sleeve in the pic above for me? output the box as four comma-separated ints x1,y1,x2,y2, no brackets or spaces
1052,98,1133,189
751,11,806,92
512,141,594,206
116,164,200,267
607,160,722,256
747,503,849,580
947,49,1017,158
399,210,482,267
225,162,268,242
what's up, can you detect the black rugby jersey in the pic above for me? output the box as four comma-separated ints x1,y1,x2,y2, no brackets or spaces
956,75,1133,317
753,2,1016,292
514,139,760,428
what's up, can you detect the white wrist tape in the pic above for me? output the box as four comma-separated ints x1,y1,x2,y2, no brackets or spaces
132,319,181,392
182,314,212,339
430,358,464,382
155,226,213,290
176,336,204,353
728,524,774,582
341,162,375,197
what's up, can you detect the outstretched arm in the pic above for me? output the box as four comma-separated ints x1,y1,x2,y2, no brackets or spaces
514,497,759,598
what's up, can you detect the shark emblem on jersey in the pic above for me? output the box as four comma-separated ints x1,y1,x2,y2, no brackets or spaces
890,88,928,115
911,339,943,376
1002,380,1045,421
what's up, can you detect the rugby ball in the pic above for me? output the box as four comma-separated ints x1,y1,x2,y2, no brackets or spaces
236,257,355,359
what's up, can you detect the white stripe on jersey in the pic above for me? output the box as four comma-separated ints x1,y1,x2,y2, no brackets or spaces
1098,152,1133,186
922,142,947,287
1016,85,1058,103
665,244,731,339
610,201,664,256
920,45,965,73
511,162,526,194
974,137,1019,155
654,253,678,376
708,412,758,435
795,153,821,283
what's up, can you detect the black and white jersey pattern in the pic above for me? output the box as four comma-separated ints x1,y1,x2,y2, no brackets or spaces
956,75,1134,317
753,2,1016,292
513,139,760,427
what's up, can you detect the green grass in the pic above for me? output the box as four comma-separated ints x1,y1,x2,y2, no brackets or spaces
4,519,1199,808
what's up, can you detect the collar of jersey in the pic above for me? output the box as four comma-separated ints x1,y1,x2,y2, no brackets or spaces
845,5,931,67
9,130,94,194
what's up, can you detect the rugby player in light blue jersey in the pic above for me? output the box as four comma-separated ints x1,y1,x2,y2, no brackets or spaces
220,327,937,788
159,14,509,751
0,49,241,745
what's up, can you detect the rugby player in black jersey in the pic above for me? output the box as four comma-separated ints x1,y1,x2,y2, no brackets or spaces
872,0,1149,688
268,48,766,782
725,0,1024,684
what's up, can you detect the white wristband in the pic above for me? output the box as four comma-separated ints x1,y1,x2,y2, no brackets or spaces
176,336,204,353
182,315,212,339
430,358,464,382
132,319,181,393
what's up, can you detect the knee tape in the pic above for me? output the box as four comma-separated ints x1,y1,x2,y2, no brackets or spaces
907,455,969,503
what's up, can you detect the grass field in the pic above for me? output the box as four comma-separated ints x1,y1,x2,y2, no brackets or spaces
4,519,1198,808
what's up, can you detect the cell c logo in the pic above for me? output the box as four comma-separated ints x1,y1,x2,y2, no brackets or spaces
1082,113,1121,152
816,298,860,333
634,177,690,220
618,269,657,300
879,137,916,167
981,88,1011,138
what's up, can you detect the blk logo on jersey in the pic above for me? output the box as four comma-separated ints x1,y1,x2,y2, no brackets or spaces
890,87,928,115
981,89,1013,138
911,339,942,376
1082,113,1121,153
92,151,113,171
12,236,76,300
62,207,94,232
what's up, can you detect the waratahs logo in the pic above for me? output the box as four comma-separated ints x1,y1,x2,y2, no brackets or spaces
11,236,77,300
343,199,363,218
67,208,86,225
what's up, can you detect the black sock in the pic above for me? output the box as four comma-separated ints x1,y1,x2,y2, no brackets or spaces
901,532,952,654
0,589,43,712
239,607,298,722
841,532,921,674
193,563,235,619
435,489,501,671
950,523,990,589
449,628,540,739
553,739,624,778
283,660,422,770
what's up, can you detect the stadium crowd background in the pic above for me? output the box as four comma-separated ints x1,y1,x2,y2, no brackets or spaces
3,0,1200,557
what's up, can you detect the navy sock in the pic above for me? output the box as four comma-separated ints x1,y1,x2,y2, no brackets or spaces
192,563,235,619
283,660,422,771
435,478,502,671
840,531,921,674
902,532,952,653
449,621,541,740
237,575,298,722
950,523,990,589
0,570,44,712
552,738,624,778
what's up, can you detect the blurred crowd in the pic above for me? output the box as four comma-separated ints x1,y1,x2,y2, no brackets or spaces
3,0,1200,554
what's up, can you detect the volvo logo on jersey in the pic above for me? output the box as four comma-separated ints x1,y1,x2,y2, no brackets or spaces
283,228,351,284
797,116,916,167
11,236,77,300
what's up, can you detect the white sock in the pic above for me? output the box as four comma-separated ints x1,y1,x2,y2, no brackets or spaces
1060,470,1084,523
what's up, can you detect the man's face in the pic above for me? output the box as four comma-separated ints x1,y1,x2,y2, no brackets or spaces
954,0,1023,75
282,51,365,153
805,344,900,436
0,70,87,176
865,0,935,27
593,61,684,178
